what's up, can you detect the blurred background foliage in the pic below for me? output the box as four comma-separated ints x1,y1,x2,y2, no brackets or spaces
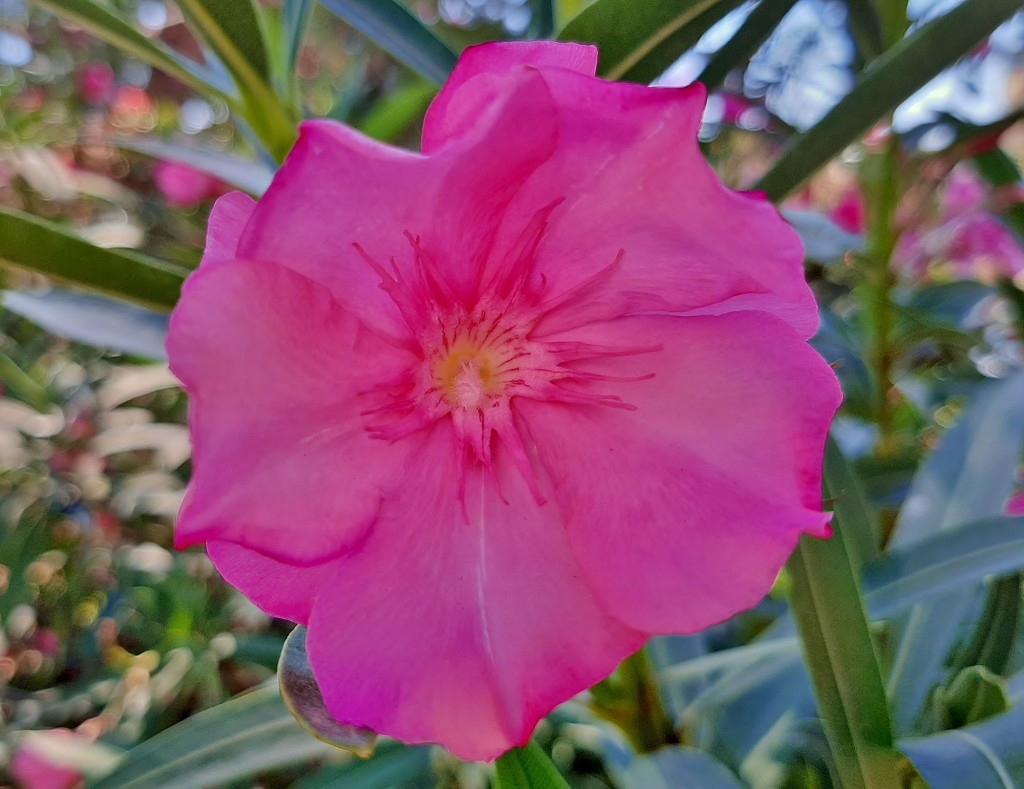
0,0,1023,787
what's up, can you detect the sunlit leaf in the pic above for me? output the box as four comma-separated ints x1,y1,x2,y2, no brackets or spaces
279,626,378,757
558,0,744,83
495,741,572,789
757,0,1022,200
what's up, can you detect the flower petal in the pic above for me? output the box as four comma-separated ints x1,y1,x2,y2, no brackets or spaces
207,540,336,625
423,41,598,154
492,71,817,338
306,421,645,762
167,258,416,563
201,191,256,267
236,68,559,326
517,312,840,633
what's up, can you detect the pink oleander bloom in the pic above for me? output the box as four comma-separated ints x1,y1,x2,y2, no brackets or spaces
154,161,224,208
77,63,115,106
167,42,841,761
895,167,1024,283
11,730,85,789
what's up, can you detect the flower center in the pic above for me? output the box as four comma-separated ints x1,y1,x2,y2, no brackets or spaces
435,344,501,409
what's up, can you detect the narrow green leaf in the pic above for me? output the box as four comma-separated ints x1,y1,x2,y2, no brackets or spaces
0,349,51,413
495,741,572,789
292,742,432,789
842,0,885,62
284,0,315,71
179,0,271,80
940,666,1010,730
620,747,744,788
318,0,458,86
558,0,745,84
0,207,186,312
900,707,1024,788
786,444,901,789
787,537,902,789
90,685,333,789
756,0,1021,201
887,374,1024,732
3,290,169,360
697,0,799,90
29,0,228,97
113,137,275,196
176,0,297,161
822,435,880,571
530,0,556,38
356,81,437,143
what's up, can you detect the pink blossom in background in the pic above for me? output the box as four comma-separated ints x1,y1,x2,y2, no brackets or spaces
153,161,224,208
1007,492,1024,516
831,189,865,235
895,166,1024,283
77,63,115,106
11,730,85,789
167,42,840,760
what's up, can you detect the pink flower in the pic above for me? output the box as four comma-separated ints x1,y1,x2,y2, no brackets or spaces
11,730,85,789
153,161,224,208
167,42,840,760
77,63,115,106
895,167,1024,283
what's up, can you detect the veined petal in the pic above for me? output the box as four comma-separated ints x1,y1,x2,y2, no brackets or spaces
422,41,598,154
517,312,840,633
490,70,817,338
237,69,559,323
207,540,336,625
306,422,645,762
168,259,416,564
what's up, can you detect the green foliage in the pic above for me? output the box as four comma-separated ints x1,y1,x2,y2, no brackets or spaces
5,1,1024,787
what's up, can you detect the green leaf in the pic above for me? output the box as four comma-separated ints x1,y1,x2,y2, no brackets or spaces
495,741,572,789
29,0,229,97
900,707,1024,788
785,444,901,789
842,0,885,62
178,0,271,80
175,0,297,161
864,517,1024,619
356,81,437,143
318,0,458,86
530,0,556,38
278,626,378,757
3,289,169,360
558,0,745,84
90,685,333,789
619,747,745,788
0,348,51,413
113,137,275,196
887,374,1024,732
284,0,316,71
292,742,432,789
756,0,1022,200
0,207,186,312
939,666,1009,730
697,0,800,90
823,435,880,571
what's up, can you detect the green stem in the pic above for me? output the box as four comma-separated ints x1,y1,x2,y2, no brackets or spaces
860,138,901,456
494,741,572,789
787,448,903,789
